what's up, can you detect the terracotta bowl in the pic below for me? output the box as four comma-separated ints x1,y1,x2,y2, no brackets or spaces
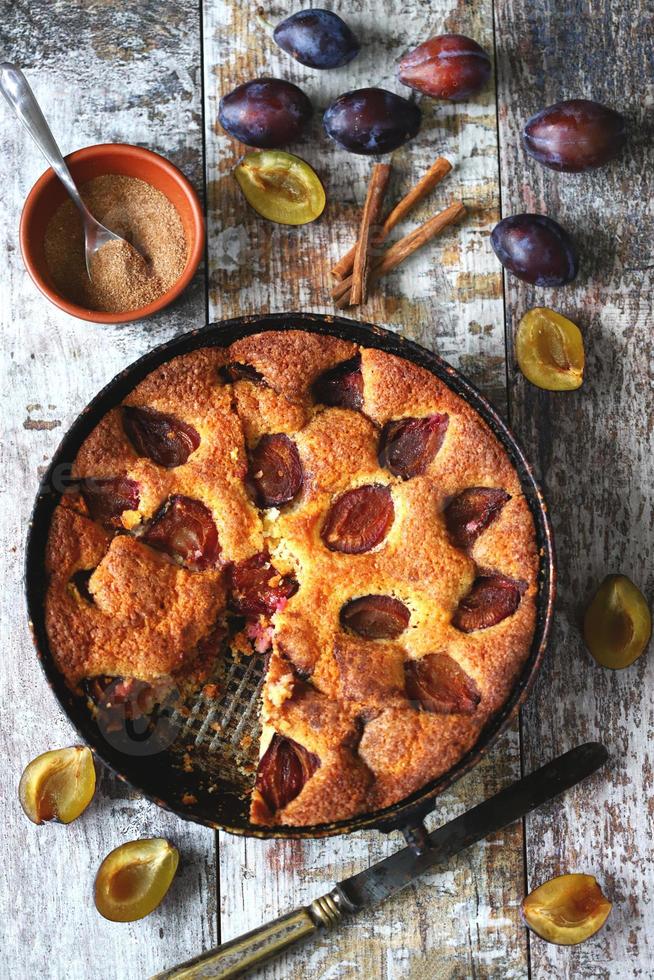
19,143,205,324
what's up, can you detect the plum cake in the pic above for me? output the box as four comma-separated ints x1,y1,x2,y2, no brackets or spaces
44,329,538,826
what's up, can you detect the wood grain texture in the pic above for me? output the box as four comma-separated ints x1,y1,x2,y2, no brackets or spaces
204,0,508,405
494,0,654,976
0,3,216,978
3,0,651,977
204,1,529,977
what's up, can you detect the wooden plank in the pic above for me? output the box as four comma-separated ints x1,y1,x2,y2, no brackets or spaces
203,2,529,976
204,1,508,406
0,3,216,978
494,0,654,977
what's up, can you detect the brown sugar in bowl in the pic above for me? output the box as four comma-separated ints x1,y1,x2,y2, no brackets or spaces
19,143,205,324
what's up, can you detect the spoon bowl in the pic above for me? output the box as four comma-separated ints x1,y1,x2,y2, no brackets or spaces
19,142,204,324
0,62,139,277
80,212,131,279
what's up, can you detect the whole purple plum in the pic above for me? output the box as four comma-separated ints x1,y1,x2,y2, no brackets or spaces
218,78,312,148
522,99,626,172
490,214,578,286
323,88,421,155
273,9,360,69
398,34,491,101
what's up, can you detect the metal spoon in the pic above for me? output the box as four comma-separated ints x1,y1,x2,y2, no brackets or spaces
0,62,135,278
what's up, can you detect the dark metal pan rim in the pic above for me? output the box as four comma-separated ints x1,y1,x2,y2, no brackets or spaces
25,311,556,840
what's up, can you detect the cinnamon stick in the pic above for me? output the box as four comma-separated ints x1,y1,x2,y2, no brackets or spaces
331,156,452,281
332,200,466,309
350,163,391,306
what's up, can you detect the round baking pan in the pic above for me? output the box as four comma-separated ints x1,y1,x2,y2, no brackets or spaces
25,312,556,841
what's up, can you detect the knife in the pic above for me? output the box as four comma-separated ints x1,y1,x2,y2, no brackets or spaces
153,741,608,980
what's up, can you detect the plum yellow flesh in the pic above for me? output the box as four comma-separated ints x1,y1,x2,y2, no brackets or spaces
19,746,96,825
94,838,179,922
234,150,325,225
584,574,651,669
522,873,612,945
516,307,584,390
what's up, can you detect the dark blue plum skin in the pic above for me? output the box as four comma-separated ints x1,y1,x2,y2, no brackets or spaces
523,99,626,173
218,78,312,148
490,214,578,286
323,88,421,155
273,9,360,70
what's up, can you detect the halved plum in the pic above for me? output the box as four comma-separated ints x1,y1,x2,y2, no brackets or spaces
516,307,585,391
19,746,96,825
234,150,326,226
142,495,220,569
453,574,523,632
219,362,265,384
80,476,140,528
321,484,394,554
378,414,449,479
94,838,179,922
228,552,298,616
522,873,612,945
445,487,511,549
123,405,200,468
248,433,303,508
340,595,410,639
311,355,363,411
405,653,481,713
255,734,320,813
583,574,651,669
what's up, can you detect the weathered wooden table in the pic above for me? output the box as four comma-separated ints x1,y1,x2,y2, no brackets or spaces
1,1,652,977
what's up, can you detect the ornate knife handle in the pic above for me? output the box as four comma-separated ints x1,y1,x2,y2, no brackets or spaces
152,889,348,980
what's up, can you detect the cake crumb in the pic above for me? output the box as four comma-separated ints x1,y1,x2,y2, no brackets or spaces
266,672,295,708
202,683,221,700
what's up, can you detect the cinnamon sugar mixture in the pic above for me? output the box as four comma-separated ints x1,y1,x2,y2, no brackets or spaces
43,175,188,313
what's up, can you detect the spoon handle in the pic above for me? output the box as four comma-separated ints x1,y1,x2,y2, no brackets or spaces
0,62,89,219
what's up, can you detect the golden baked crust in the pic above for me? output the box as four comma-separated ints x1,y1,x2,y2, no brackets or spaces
44,329,539,826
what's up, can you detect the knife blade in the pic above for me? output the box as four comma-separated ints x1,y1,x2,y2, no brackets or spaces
337,740,608,911
153,742,608,980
